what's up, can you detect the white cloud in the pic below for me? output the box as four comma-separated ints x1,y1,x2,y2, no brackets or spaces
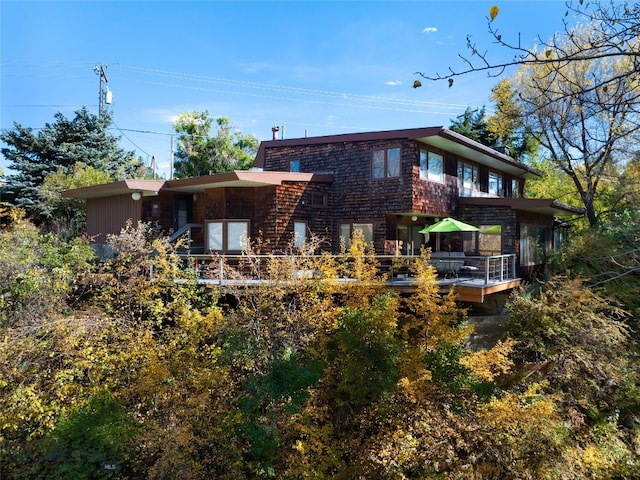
386,80,402,86
241,61,272,74
423,27,438,34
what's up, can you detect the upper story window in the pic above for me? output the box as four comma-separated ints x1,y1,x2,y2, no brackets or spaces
419,149,443,183
311,192,327,208
457,161,479,191
511,179,520,197
290,159,300,172
489,172,504,196
372,147,400,179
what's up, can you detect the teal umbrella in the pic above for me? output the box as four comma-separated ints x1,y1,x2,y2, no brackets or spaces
419,217,479,234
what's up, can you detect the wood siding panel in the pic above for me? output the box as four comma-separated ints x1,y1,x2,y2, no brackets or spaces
86,195,142,242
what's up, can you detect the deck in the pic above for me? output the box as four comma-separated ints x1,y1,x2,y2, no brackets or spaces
176,253,521,304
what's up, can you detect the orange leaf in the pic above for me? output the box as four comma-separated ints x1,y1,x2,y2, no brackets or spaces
489,5,500,20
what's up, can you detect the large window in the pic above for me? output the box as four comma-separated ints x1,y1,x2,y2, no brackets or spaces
520,225,548,265
420,149,443,183
479,224,502,256
372,147,400,179
488,172,504,196
207,220,249,252
339,222,374,250
457,161,479,191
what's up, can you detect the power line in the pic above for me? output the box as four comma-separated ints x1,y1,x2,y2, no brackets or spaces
116,76,467,116
110,122,153,158
114,64,478,111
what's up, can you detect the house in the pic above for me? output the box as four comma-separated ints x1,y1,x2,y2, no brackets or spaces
64,126,584,283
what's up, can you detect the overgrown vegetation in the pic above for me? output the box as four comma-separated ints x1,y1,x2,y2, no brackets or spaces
1,220,638,479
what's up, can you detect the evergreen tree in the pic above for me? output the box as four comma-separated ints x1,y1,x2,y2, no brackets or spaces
449,107,494,146
0,107,142,221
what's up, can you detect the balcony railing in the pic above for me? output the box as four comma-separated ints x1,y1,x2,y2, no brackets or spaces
175,253,518,287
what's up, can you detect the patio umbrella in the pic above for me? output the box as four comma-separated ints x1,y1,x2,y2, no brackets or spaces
419,217,479,234
419,218,479,275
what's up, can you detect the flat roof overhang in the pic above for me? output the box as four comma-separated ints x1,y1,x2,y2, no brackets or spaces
163,171,332,193
459,196,585,216
417,129,542,179
63,171,333,199
61,179,166,199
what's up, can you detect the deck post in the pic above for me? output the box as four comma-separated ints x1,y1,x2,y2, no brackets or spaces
484,257,489,285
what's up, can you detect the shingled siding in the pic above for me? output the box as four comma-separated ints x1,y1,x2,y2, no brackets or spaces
458,205,556,279
458,205,518,254
185,183,333,253
263,139,458,253
268,181,332,251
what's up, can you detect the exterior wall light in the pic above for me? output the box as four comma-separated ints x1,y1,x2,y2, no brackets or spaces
131,192,142,201
411,215,418,222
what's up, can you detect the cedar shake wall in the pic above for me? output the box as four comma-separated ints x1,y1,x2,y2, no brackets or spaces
458,205,555,278
271,182,333,251
175,183,332,252
457,205,518,255
411,142,458,216
141,191,174,232
263,139,458,253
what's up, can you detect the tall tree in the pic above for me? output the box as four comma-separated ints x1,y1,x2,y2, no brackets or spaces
449,106,493,146
512,26,640,227
486,79,539,163
449,89,538,164
173,111,259,178
0,107,143,221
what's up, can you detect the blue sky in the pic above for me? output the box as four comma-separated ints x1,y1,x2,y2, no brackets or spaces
2,0,576,179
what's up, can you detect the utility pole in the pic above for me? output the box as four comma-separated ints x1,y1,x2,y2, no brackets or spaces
170,135,175,180
93,64,109,117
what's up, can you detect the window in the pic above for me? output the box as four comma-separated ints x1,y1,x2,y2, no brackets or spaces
520,225,548,265
311,192,327,207
290,159,300,172
353,223,373,244
457,161,479,191
339,223,351,250
479,224,502,256
206,220,249,252
294,221,306,248
339,222,374,250
489,172,504,196
372,147,400,179
420,150,443,182
511,179,520,197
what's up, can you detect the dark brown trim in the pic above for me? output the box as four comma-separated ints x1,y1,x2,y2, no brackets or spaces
460,197,585,216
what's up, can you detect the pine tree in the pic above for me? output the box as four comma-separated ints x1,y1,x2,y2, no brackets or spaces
0,107,142,221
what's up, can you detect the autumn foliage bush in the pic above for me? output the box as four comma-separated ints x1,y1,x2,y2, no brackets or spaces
1,222,639,479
